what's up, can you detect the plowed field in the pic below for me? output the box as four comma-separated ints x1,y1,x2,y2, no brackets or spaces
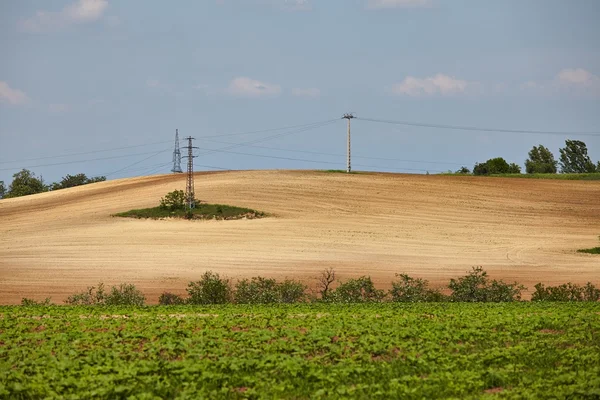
1,170,598,304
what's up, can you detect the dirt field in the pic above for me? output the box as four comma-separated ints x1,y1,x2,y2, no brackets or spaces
1,170,598,304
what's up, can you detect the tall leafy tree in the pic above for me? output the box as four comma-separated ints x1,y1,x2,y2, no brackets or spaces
5,169,48,198
525,145,558,174
559,140,596,173
0,181,6,199
473,157,517,175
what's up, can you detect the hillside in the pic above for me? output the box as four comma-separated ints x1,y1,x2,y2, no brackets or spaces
1,170,599,304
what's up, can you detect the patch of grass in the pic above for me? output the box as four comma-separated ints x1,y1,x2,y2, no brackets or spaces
490,173,600,180
114,203,265,220
578,247,600,254
321,169,362,174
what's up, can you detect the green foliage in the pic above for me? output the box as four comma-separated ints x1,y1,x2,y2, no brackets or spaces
455,166,470,174
487,172,600,180
116,203,264,220
234,277,307,304
578,247,600,254
187,271,232,304
50,173,106,191
65,283,145,305
532,282,600,302
526,145,558,174
2,303,600,398
389,274,446,302
159,190,186,211
158,292,186,305
0,180,5,199
473,157,517,175
559,140,597,173
448,267,524,302
4,169,48,198
20,297,51,306
330,276,385,303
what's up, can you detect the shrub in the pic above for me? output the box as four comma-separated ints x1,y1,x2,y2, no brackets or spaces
187,271,232,304
330,276,385,303
279,279,307,303
21,297,52,306
235,277,280,304
105,283,146,306
448,267,524,302
66,283,107,305
158,292,186,305
160,190,186,211
473,158,519,175
389,274,446,302
531,282,600,302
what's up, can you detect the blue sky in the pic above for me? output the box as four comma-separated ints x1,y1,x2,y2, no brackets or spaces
1,0,599,184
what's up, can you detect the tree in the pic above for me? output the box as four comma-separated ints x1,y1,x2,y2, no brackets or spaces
559,140,596,173
159,190,186,211
5,169,48,198
473,157,513,175
50,173,106,191
525,145,558,174
456,166,470,174
0,181,5,199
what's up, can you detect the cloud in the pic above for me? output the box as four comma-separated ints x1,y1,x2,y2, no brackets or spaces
19,0,108,33
521,68,600,96
226,77,282,97
367,0,432,9
0,81,30,105
291,87,320,98
391,74,474,96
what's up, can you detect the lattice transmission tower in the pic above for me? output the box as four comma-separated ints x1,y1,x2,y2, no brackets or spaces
182,136,198,209
342,113,356,173
171,129,183,173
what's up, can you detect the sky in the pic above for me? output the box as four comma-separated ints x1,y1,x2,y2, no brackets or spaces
1,0,599,185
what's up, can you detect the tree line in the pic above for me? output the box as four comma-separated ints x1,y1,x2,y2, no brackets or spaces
0,169,106,199
458,139,599,175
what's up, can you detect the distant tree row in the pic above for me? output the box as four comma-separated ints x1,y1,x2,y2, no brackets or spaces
458,139,599,176
0,169,106,199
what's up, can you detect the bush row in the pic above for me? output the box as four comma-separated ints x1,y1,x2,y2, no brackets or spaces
20,267,600,306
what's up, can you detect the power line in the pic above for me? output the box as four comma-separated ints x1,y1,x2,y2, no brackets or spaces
104,148,172,177
195,119,338,139
359,117,600,136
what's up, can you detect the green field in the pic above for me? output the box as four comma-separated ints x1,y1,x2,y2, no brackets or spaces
2,304,599,399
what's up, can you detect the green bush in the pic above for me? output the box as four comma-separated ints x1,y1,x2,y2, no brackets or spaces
279,279,308,303
235,277,280,304
66,283,107,305
105,284,146,306
187,271,232,304
448,267,524,302
21,297,52,306
158,292,186,305
330,276,385,303
389,274,446,302
159,190,186,211
531,282,600,302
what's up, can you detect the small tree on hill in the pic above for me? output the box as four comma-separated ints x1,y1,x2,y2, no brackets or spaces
0,181,5,199
559,140,596,173
51,173,106,190
525,145,558,174
5,169,48,198
473,157,516,175
160,190,186,211
456,166,470,174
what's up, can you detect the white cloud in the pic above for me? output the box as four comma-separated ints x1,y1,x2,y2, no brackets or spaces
0,81,30,105
391,74,474,96
367,0,431,9
20,0,108,33
521,68,600,96
291,87,320,97
556,68,600,89
227,77,282,97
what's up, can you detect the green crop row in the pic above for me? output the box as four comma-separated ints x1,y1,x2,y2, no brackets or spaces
1,303,599,399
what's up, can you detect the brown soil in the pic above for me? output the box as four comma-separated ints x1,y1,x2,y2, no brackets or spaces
1,170,598,304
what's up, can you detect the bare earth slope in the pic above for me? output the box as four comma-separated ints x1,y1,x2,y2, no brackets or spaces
1,170,598,304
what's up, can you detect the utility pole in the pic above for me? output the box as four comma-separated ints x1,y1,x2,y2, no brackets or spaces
171,129,183,173
182,136,198,210
342,113,355,173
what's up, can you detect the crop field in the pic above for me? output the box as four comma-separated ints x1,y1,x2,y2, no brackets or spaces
1,170,599,304
1,303,599,399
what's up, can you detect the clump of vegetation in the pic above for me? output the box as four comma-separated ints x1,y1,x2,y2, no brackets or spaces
1,169,105,199
329,276,385,303
187,271,232,304
234,277,307,304
448,267,524,302
21,297,52,306
159,189,187,211
389,274,446,302
559,140,597,173
531,282,600,302
526,145,558,174
473,157,521,176
158,292,186,305
578,235,600,255
65,283,145,306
